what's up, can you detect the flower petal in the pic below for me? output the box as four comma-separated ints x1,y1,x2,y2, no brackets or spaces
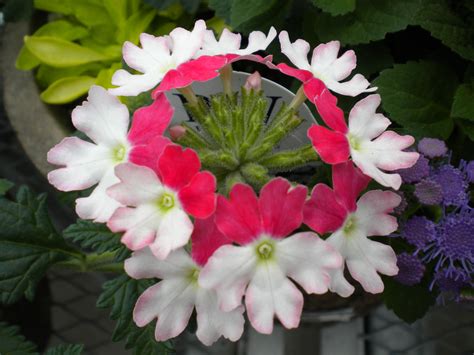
47,137,111,191
75,167,121,222
129,136,171,171
178,171,216,219
327,266,355,298
215,184,262,245
109,69,163,97
169,19,206,65
107,163,163,207
72,86,129,146
127,93,174,145
278,31,311,71
191,215,232,266
310,40,341,73
351,151,403,190
150,208,193,260
158,145,201,191
269,62,313,83
303,184,348,234
277,232,342,294
133,278,196,341
245,262,303,334
199,244,256,312
369,131,419,171
313,88,347,133
303,78,327,103
332,161,371,212
355,190,401,236
348,94,390,141
307,125,350,164
326,74,377,97
125,247,196,280
195,289,245,346
259,178,307,238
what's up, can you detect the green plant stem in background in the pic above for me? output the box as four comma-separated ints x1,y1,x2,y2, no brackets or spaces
288,85,307,110
220,64,234,95
56,251,124,273
178,85,199,106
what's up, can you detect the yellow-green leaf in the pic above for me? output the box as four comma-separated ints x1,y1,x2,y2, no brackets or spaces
15,46,40,71
95,63,122,88
24,36,108,67
34,0,73,14
103,0,128,27
40,76,96,104
118,9,156,44
35,63,103,88
72,2,113,28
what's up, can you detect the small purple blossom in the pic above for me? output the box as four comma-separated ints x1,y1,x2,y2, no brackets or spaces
460,160,474,183
401,216,436,249
414,179,443,205
418,138,448,158
431,165,468,206
398,155,430,183
395,252,425,286
433,268,471,302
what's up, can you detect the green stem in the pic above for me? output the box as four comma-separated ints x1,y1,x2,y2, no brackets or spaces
288,85,306,111
55,251,124,273
178,85,199,106
220,64,233,96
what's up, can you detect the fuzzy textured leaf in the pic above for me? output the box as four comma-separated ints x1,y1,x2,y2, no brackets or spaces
451,84,474,121
316,0,422,45
63,220,129,261
0,186,79,304
0,179,14,196
230,0,277,28
97,275,174,354
373,61,458,139
44,344,84,355
312,0,355,15
0,322,37,355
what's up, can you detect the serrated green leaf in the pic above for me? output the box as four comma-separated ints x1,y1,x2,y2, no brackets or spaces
40,76,96,104
383,276,436,323
44,344,84,355
312,0,355,15
97,275,174,354
34,0,73,14
63,220,129,261
24,36,108,68
0,186,81,304
452,84,474,121
316,0,422,45
0,322,37,355
0,179,14,196
415,0,474,61
373,61,459,139
230,0,277,29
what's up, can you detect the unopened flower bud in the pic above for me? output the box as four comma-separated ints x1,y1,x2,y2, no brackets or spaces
244,71,262,92
169,125,186,140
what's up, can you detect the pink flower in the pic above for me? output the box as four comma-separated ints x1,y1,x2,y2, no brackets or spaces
198,178,342,334
308,93,419,189
47,86,172,222
125,247,244,345
303,162,400,296
107,145,217,260
273,32,376,100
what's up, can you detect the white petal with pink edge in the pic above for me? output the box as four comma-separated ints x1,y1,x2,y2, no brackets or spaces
47,137,112,191
348,94,391,140
195,289,245,346
75,167,122,223
278,31,311,70
277,232,342,294
245,262,303,334
72,86,129,147
133,278,196,341
199,244,257,312
125,248,196,280
356,190,401,236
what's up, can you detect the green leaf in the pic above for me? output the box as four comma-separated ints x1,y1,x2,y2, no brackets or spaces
4,0,34,22
208,0,232,23
118,9,156,45
16,20,89,71
415,0,474,61
63,220,129,261
452,84,474,121
0,179,14,196
230,0,277,28
0,186,80,304
44,344,84,355
97,275,174,354
35,63,103,88
24,36,108,68
0,322,37,355
383,276,436,323
103,0,128,27
351,41,393,78
95,63,122,88
34,0,73,14
40,76,96,104
457,119,474,141
373,61,459,139
316,0,422,45
312,0,355,15
71,2,113,27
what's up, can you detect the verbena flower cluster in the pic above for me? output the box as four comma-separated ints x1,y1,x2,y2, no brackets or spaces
395,138,473,302
47,21,420,345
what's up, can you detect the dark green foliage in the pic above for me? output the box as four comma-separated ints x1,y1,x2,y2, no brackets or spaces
44,344,84,355
0,322,37,355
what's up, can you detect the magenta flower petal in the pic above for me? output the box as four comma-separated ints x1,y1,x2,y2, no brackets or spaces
307,125,350,164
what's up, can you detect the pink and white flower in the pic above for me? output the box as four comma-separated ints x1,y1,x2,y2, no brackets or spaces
125,245,244,345
198,178,342,334
197,27,276,61
307,93,419,189
107,145,216,260
270,31,376,103
47,86,172,222
303,161,400,296
109,20,227,97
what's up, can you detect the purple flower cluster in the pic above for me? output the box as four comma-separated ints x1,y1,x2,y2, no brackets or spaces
396,138,473,301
